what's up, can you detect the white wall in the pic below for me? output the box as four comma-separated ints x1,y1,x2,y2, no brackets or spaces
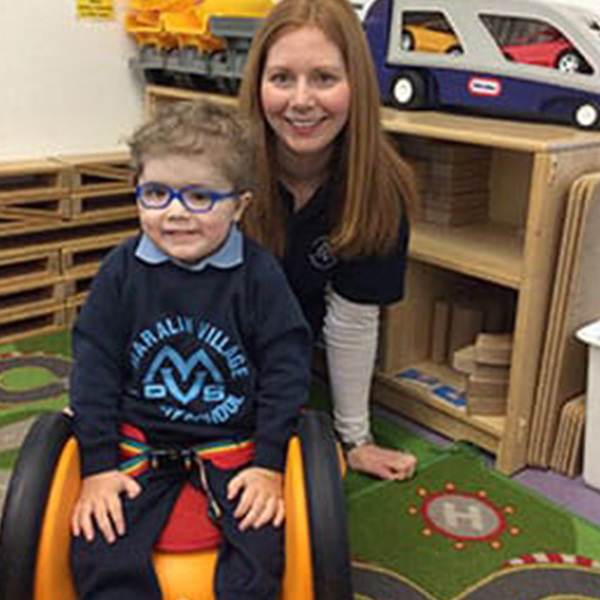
0,0,144,161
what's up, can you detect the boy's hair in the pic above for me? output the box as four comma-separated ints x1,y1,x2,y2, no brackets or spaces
129,100,255,192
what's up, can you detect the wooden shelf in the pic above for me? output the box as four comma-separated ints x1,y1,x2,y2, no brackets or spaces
411,220,524,289
374,362,505,455
380,107,600,153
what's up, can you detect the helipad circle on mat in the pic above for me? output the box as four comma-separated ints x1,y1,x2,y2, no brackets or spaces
0,355,71,403
422,492,506,541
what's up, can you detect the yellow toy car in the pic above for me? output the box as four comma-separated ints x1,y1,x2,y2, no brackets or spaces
401,19,462,55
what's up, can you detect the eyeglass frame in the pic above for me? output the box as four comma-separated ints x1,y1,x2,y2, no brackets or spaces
135,181,240,214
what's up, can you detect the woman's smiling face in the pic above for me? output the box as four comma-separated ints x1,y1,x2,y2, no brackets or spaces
260,25,351,160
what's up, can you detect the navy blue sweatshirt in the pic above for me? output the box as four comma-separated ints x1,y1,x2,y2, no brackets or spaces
70,228,312,477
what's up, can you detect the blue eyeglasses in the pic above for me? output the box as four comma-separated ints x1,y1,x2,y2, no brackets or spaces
136,182,239,213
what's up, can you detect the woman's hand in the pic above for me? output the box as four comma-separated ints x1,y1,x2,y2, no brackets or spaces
346,443,417,480
227,467,285,531
71,470,141,544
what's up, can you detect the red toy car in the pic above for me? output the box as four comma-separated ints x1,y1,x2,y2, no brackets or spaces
501,28,590,73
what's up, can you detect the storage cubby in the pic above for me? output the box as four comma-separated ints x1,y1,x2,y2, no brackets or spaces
375,107,600,473
0,155,139,343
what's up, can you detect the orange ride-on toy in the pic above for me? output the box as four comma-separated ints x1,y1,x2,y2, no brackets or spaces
0,410,352,600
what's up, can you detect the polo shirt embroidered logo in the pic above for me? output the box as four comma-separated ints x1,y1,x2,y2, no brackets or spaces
308,236,338,271
130,316,249,425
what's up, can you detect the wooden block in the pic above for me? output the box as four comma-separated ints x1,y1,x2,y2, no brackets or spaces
452,344,475,374
473,362,510,382
0,159,67,201
65,296,86,327
467,372,509,398
0,247,61,289
549,395,586,476
421,157,492,181
422,190,489,210
474,333,513,366
430,299,451,363
62,269,97,304
550,404,570,472
448,302,485,361
1,194,70,220
466,393,507,416
0,212,55,238
567,400,586,477
0,276,67,319
60,230,137,274
422,204,488,226
0,301,66,345
70,187,137,221
408,158,490,194
0,214,139,255
55,152,133,194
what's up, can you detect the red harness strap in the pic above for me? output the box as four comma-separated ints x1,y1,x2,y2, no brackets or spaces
118,424,255,552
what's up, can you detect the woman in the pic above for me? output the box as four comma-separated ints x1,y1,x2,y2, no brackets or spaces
239,0,419,480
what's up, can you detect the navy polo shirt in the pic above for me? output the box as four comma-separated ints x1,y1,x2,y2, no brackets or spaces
280,179,409,333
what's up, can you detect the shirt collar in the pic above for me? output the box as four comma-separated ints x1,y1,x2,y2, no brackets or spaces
135,225,244,272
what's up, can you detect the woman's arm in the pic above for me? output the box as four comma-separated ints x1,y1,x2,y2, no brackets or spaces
323,289,417,480
322,288,379,448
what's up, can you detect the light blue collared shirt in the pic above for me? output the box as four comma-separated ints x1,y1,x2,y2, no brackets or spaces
135,225,244,272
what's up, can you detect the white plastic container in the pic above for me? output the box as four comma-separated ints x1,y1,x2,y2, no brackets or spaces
575,319,600,490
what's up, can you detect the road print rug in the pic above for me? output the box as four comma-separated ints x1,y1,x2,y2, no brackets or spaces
0,330,71,466
346,442,600,600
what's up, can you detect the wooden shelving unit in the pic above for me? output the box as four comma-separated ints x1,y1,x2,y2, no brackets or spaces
377,108,600,474
0,153,138,343
145,85,600,474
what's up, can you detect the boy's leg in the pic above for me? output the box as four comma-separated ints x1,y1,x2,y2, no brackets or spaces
205,463,284,600
70,472,182,600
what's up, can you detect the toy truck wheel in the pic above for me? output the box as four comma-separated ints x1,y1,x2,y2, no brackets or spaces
446,45,463,56
391,71,426,109
574,102,599,129
401,30,415,51
556,50,585,73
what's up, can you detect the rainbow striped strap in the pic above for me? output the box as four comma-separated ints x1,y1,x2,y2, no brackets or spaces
119,437,254,478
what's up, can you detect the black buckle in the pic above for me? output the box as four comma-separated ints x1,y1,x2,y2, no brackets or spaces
147,448,195,471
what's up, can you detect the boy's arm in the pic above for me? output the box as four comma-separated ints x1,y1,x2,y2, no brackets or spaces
70,251,128,477
72,469,141,543
250,253,313,472
227,467,285,531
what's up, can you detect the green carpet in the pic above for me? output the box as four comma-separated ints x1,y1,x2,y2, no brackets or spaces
0,330,71,468
2,334,600,599
346,433,600,599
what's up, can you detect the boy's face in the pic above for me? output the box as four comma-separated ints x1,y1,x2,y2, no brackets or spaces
138,154,249,264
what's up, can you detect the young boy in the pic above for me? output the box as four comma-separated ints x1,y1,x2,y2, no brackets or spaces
69,100,312,600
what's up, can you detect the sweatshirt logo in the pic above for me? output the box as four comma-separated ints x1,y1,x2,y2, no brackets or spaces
130,316,249,424
143,346,222,406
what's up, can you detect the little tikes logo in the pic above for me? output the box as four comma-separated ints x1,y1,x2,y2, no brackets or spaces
308,236,338,271
468,77,502,97
130,316,249,425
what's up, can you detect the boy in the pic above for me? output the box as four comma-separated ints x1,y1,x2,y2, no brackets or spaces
69,100,312,600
